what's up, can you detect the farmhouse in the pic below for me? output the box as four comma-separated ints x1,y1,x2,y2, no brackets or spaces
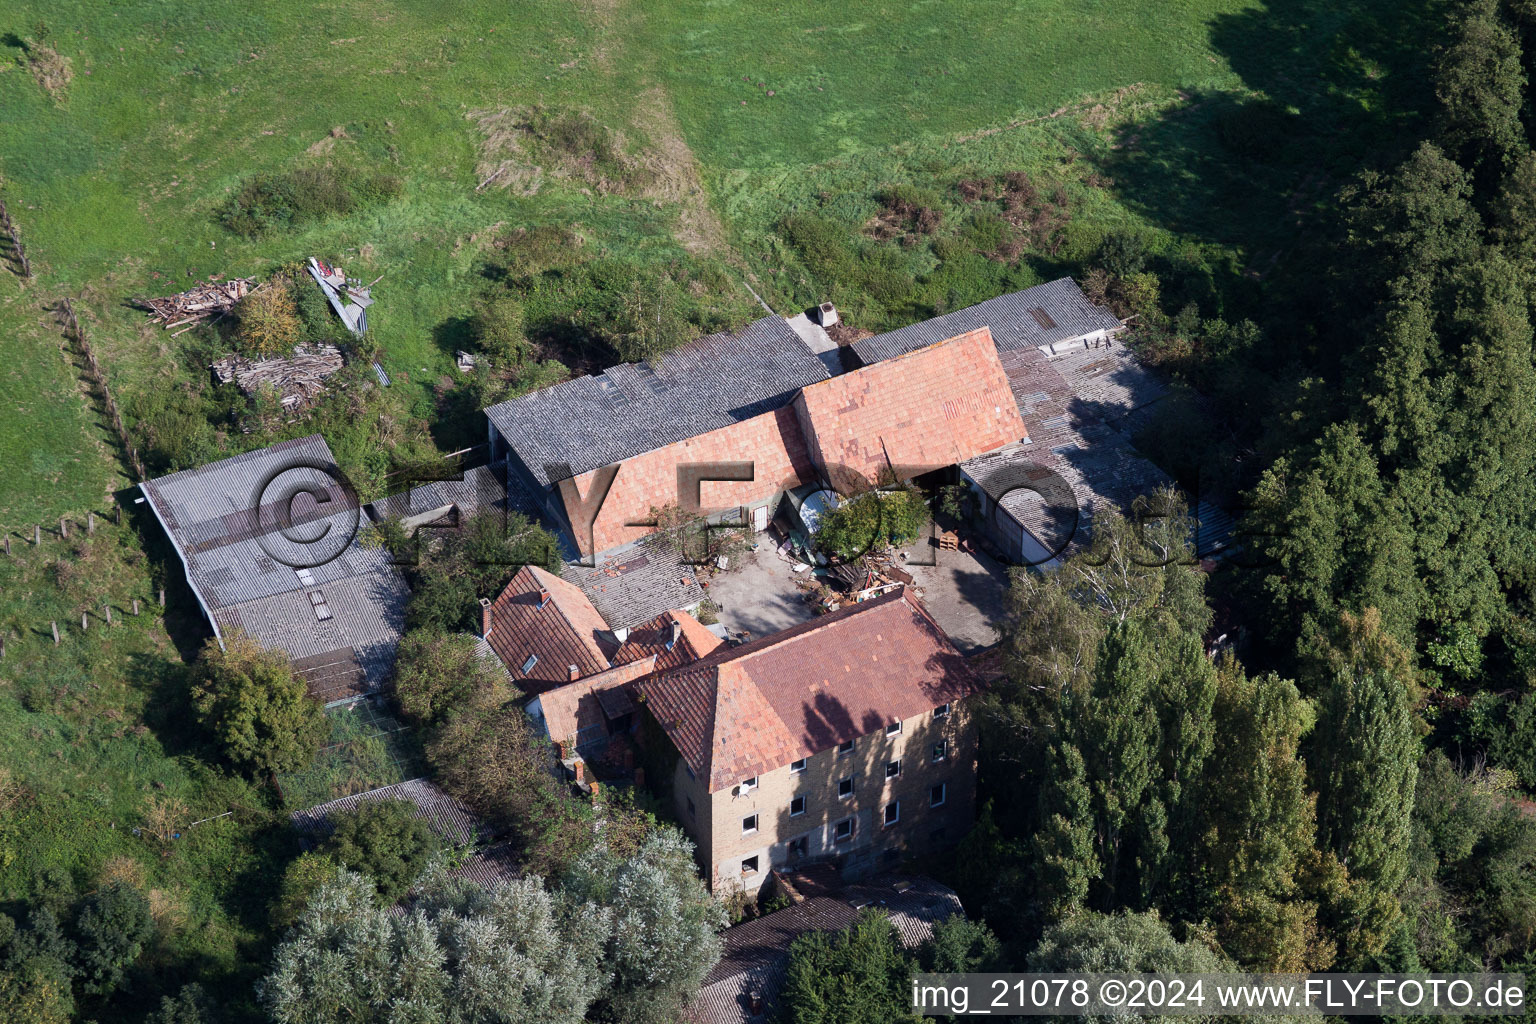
484,316,1027,558
636,588,982,893
139,434,408,704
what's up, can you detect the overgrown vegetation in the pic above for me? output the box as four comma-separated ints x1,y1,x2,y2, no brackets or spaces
814,486,930,561
190,633,328,777
217,165,403,239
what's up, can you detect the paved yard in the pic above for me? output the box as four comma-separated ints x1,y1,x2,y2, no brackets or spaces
701,547,818,641
896,541,1013,653
700,539,1012,654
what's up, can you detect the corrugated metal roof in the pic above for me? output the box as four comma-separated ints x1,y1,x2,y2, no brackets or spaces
484,316,831,489
687,875,963,1024
289,777,483,848
141,435,408,690
851,278,1122,366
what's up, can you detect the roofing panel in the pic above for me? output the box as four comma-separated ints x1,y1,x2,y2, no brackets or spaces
850,278,1122,365
484,315,831,488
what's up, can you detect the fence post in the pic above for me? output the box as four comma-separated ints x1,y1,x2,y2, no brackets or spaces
132,599,139,616
59,517,67,539
2,536,8,556
81,613,87,632
51,622,59,644
103,603,111,626
33,525,40,546
158,588,165,607
87,512,94,535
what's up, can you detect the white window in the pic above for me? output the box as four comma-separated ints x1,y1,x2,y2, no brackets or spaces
790,795,806,817
930,782,947,808
295,567,315,586
885,721,902,736
932,739,948,763
885,759,901,779
934,703,951,719
790,758,807,774
520,653,539,674
837,777,853,800
742,856,759,875
834,818,854,843
884,801,900,826
742,814,758,835
837,740,855,757
740,776,758,792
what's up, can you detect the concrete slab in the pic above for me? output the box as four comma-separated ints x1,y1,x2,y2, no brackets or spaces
895,541,1011,653
700,548,818,642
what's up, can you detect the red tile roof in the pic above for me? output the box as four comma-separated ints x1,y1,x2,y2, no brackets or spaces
485,566,614,695
613,609,724,672
638,590,981,792
793,327,1026,489
536,656,658,748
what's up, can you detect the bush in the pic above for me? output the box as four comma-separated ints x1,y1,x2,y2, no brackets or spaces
235,278,303,357
319,800,443,902
398,511,562,634
190,633,328,776
218,166,403,238
815,486,931,561
271,853,339,930
393,629,511,729
72,882,152,997
470,292,532,363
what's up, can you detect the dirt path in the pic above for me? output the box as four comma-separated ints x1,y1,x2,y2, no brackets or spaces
632,86,732,258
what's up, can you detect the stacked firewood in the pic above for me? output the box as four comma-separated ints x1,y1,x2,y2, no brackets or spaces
141,279,254,332
210,345,345,409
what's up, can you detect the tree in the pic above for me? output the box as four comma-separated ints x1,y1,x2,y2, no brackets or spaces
0,910,76,1024
399,511,562,634
235,278,304,357
921,915,1004,974
190,632,327,775
146,983,217,1024
319,800,444,902
1312,611,1421,961
565,828,726,1024
607,277,693,363
1027,912,1233,1024
777,910,920,1024
814,485,931,561
71,881,152,998
392,629,512,730
1434,0,1526,169
258,868,611,1024
1200,657,1337,971
271,853,339,930
644,502,750,566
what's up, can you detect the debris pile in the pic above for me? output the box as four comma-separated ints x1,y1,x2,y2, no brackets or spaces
211,344,345,410
140,279,255,334
306,258,376,336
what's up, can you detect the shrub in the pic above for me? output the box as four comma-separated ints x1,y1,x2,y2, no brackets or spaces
815,486,931,561
393,630,511,729
190,633,328,776
470,292,532,363
271,853,339,930
319,799,443,902
71,882,152,997
218,166,403,238
235,278,303,357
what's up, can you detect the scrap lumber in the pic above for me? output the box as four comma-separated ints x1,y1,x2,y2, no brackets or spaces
210,344,345,409
140,279,254,328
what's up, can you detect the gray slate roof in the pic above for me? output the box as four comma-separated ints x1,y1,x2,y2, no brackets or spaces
141,435,408,692
289,777,483,848
484,316,830,488
562,549,707,630
688,875,962,1024
851,277,1122,365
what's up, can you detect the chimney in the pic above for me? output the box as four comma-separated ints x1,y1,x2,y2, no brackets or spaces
479,597,493,639
666,620,682,650
573,759,584,782
568,664,580,682
537,587,551,609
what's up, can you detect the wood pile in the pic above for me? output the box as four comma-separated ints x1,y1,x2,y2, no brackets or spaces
211,344,345,409
141,279,254,334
